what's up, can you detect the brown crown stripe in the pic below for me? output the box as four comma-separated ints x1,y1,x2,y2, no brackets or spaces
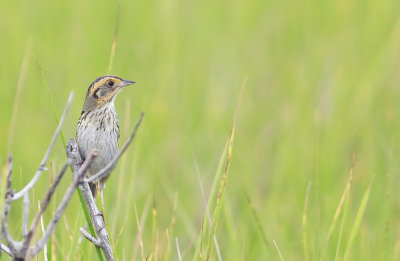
88,76,123,97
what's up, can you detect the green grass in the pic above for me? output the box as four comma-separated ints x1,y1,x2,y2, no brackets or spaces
1,0,400,259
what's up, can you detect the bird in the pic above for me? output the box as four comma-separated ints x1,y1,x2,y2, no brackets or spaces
75,75,135,206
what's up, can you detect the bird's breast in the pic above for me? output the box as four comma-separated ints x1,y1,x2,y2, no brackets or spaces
76,105,119,175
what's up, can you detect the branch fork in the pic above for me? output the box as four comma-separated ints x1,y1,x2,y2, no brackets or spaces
1,91,144,261
66,111,144,261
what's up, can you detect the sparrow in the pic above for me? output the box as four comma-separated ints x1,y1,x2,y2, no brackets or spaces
76,75,135,205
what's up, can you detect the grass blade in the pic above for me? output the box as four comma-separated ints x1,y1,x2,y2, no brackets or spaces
164,192,178,261
244,189,273,254
302,181,312,261
34,59,104,261
273,240,284,261
134,202,145,261
7,39,33,154
192,139,229,259
34,57,67,148
192,142,227,260
204,114,234,261
193,152,222,260
115,215,128,247
107,7,120,74
152,192,158,260
334,184,351,261
343,175,375,261
321,152,355,259
205,77,246,260
38,201,48,261
176,238,183,261
132,197,151,260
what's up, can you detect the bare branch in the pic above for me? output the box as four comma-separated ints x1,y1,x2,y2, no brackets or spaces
85,112,144,183
1,156,17,253
0,92,129,261
1,93,76,260
66,138,114,261
80,227,101,246
67,112,144,260
30,150,97,257
1,243,12,257
12,92,74,201
6,155,13,193
22,192,30,237
24,160,70,250
1,108,144,260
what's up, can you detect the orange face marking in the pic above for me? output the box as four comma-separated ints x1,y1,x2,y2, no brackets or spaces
89,77,123,97
97,88,121,106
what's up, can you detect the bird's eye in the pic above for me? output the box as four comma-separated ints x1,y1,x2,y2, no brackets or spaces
107,81,114,87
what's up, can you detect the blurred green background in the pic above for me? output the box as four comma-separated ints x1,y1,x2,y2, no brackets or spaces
2,0,400,260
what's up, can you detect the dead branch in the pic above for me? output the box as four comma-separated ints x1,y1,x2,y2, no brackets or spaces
0,92,98,260
66,137,114,260
1,151,97,260
30,150,98,257
85,112,144,183
1,91,144,261
12,92,74,201
66,112,144,261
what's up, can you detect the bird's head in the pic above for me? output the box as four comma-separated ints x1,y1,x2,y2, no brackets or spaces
82,75,135,111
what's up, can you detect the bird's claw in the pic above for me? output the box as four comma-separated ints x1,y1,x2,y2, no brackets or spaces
94,210,103,218
96,224,105,233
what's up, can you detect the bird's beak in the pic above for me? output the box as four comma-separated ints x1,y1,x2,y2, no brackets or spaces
118,80,135,88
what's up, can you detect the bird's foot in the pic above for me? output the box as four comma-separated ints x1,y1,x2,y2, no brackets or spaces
94,211,103,218
96,224,106,233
